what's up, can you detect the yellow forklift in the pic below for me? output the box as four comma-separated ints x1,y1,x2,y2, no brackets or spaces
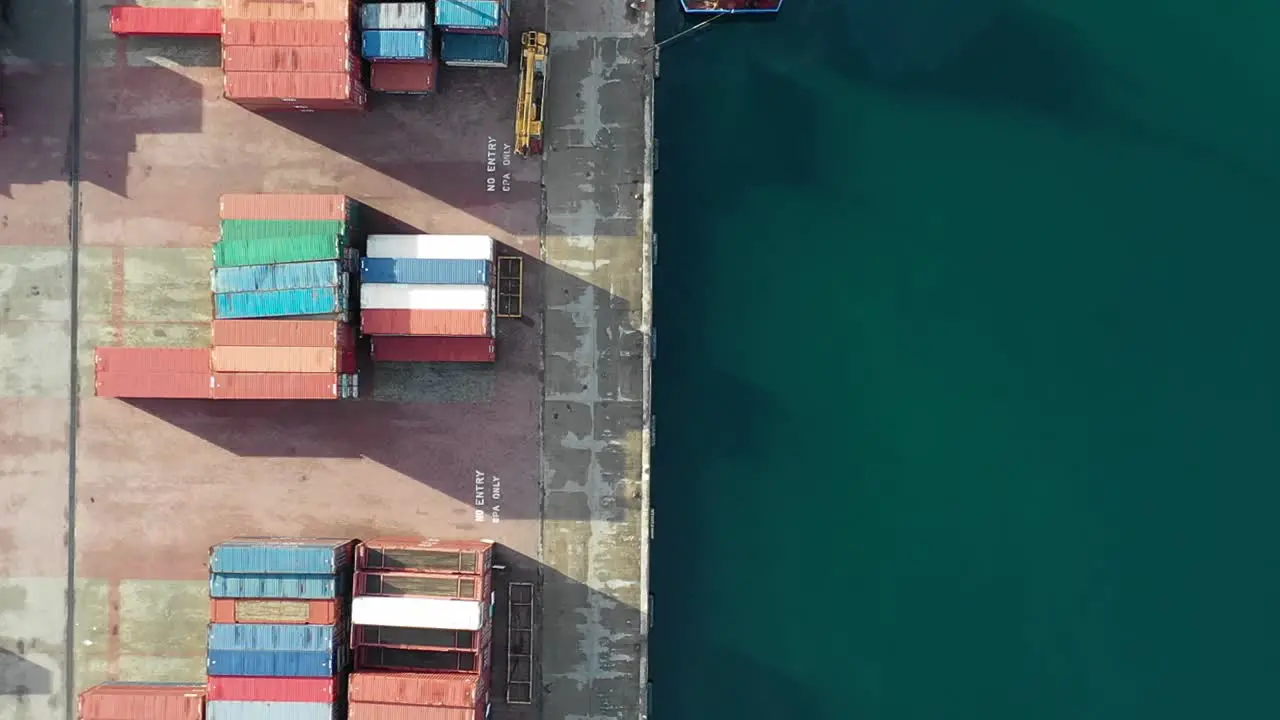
514,31,548,157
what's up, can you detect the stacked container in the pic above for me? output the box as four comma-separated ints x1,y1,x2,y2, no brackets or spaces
348,538,496,720
207,538,358,720
221,0,367,111
436,0,511,68
95,347,214,399
80,682,206,720
360,235,497,364
361,2,439,94
212,194,360,399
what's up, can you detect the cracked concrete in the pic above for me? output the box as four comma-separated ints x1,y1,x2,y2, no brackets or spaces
539,2,654,718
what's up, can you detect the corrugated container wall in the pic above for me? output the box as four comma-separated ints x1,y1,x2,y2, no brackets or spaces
223,46,357,73
360,258,490,285
224,71,360,102
223,0,351,21
213,260,344,294
360,2,428,29
207,700,337,720
370,336,495,363
353,624,491,652
370,60,439,94
211,598,342,625
360,284,489,311
213,320,353,348
211,538,354,574
215,286,348,320
220,194,350,221
362,30,430,60
434,0,505,30
351,596,488,631
366,235,494,260
79,683,206,720
95,347,211,374
110,6,222,35
348,672,485,707
354,646,488,674
221,219,347,243
211,572,343,599
440,34,508,68
95,372,214,399
348,701,486,720
208,676,338,703
207,648,342,678
209,623,339,652
215,236,345,268
211,346,355,374
360,309,491,337
221,19,352,48
212,373,355,401
356,570,489,600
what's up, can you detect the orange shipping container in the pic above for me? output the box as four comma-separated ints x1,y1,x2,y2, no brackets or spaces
357,538,494,575
349,672,487,708
223,0,353,22
225,70,362,101
211,597,341,624
213,319,354,346
96,372,213,399
349,700,487,720
361,309,490,337
356,569,491,601
95,347,211,373
79,683,205,720
223,45,358,73
222,19,352,47
212,372,348,400
212,346,355,373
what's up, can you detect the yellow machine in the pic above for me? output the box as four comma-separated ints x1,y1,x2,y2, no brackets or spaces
515,31,548,157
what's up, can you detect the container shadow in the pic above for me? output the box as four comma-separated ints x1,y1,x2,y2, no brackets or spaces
0,647,53,697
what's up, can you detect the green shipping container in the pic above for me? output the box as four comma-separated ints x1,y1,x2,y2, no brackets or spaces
214,235,345,268
220,219,347,243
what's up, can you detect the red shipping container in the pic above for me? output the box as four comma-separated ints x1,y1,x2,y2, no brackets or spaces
212,346,354,373
96,372,214,399
225,70,362,102
223,0,352,22
212,372,346,400
234,95,369,112
109,6,222,36
95,347,211,374
210,597,341,624
371,60,439,94
361,309,490,337
372,336,495,364
357,538,494,575
349,672,486,708
212,319,354,346
355,570,490,601
208,676,338,703
349,700,488,720
221,19,351,47
223,45,358,73
354,622,492,653
79,683,205,720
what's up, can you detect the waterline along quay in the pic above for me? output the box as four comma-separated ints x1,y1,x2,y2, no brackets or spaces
0,0,653,715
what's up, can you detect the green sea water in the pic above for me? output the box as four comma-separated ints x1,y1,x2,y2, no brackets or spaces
651,1,1280,717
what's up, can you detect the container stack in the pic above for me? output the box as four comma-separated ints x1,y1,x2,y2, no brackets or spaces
361,3,439,94
437,0,511,69
348,538,496,720
361,234,497,363
80,683,206,720
221,0,368,111
206,538,358,720
212,194,360,399
95,347,214,399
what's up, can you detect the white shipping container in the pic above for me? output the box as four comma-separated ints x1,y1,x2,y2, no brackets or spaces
362,2,428,29
361,283,491,311
351,595,487,631
366,234,496,261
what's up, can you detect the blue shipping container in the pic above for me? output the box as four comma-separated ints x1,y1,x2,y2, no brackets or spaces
212,261,344,294
441,32,509,67
208,624,340,652
210,573,342,599
214,286,347,320
210,538,354,575
360,258,490,285
207,649,340,678
435,0,504,29
208,701,338,720
362,30,429,60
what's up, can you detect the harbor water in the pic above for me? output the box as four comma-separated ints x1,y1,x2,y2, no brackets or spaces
652,0,1280,717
